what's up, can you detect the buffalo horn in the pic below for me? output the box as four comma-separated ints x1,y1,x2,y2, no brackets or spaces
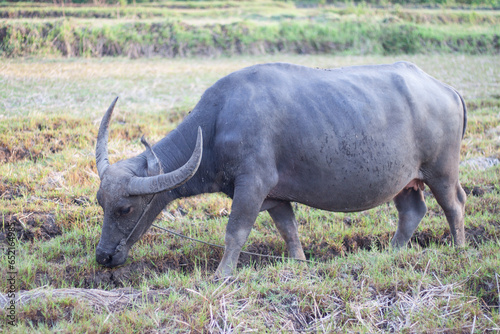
141,136,163,176
95,97,119,179
128,127,203,195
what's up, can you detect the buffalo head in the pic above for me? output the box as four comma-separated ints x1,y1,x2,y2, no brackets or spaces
94,98,202,267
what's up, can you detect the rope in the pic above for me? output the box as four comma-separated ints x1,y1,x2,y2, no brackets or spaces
151,223,316,264
115,194,158,255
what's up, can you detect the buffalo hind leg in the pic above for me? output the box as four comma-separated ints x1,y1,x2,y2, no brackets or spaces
391,188,427,248
215,176,272,278
268,201,306,260
427,179,466,246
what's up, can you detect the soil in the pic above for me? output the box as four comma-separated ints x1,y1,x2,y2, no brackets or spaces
465,269,500,313
0,182,26,200
462,184,497,197
62,252,217,289
0,213,61,243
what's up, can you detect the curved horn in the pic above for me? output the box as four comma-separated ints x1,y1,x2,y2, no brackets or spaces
128,127,203,195
96,97,118,179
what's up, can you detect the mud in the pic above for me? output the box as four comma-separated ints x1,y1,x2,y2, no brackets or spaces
343,234,377,253
0,213,61,243
462,184,498,197
466,269,500,313
465,225,494,246
409,229,450,248
61,252,215,289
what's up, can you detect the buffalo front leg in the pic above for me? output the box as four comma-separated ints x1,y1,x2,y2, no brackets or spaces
268,201,306,260
215,178,271,278
391,188,427,248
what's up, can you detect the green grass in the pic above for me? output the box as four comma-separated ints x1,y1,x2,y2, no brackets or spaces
0,54,499,332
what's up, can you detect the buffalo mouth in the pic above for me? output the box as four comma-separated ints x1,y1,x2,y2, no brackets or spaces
95,245,129,268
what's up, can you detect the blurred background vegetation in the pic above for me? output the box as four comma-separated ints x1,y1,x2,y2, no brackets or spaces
1,0,498,58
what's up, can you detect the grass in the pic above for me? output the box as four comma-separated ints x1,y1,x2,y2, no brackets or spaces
0,54,499,332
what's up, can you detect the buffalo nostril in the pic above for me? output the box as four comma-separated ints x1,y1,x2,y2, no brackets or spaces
96,250,112,265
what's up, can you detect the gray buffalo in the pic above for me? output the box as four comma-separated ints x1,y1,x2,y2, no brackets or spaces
95,61,467,277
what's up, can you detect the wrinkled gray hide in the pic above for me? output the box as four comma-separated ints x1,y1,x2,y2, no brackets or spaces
95,62,467,277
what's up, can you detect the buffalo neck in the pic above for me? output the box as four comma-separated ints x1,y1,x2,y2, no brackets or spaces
152,111,220,199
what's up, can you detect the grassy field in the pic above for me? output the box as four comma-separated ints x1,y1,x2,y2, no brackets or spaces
0,53,499,332
1,0,500,332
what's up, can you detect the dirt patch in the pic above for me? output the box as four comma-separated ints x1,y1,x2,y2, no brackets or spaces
238,242,286,268
463,184,498,197
62,251,220,289
465,225,495,246
0,116,95,163
0,182,27,200
463,185,486,197
409,229,451,248
0,213,61,243
72,196,94,206
0,287,170,329
465,270,499,314
343,234,377,253
111,124,144,142
304,241,343,261
0,135,79,163
342,216,363,227
408,226,496,249
0,146,40,163
18,306,70,329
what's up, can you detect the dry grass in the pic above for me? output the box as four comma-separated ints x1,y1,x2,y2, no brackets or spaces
1,54,498,117
1,287,158,313
2,264,498,332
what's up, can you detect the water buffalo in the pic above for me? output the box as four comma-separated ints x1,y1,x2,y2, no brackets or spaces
95,61,467,277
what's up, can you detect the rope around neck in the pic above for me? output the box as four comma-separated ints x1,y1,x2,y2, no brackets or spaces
151,223,316,264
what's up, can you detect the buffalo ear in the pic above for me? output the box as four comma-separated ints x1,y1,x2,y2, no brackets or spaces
141,136,163,176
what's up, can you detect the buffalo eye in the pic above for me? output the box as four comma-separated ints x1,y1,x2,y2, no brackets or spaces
116,206,133,217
